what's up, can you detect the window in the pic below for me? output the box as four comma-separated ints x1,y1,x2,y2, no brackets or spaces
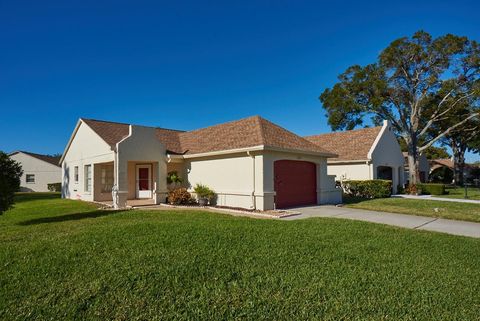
74,166,79,183
84,165,92,193
101,164,114,193
26,174,35,183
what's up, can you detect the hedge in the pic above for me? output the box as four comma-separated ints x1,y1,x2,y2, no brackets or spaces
47,183,61,192
417,183,447,195
341,180,392,199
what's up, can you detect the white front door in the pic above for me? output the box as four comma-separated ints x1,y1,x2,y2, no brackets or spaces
136,165,152,199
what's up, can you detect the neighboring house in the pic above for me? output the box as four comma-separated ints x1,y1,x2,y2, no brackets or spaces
8,151,61,192
429,158,479,184
403,152,429,183
60,116,342,210
305,120,405,193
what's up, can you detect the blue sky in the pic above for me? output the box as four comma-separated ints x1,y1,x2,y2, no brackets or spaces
0,0,479,161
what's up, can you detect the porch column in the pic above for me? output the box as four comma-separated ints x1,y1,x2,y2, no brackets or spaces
154,159,168,204
113,158,128,209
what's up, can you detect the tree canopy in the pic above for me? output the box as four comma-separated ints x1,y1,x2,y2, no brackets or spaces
0,151,23,214
320,31,480,184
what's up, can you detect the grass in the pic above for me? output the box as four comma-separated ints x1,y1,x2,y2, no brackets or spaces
439,186,480,200
345,196,480,223
1,193,480,320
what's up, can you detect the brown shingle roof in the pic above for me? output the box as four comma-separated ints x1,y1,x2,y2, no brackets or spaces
178,116,334,155
10,151,61,167
81,116,335,156
82,118,185,154
305,126,382,161
82,119,130,147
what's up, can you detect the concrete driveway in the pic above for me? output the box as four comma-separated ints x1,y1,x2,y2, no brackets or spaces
284,205,480,238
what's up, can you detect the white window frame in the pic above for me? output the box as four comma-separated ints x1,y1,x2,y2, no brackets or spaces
26,174,35,184
84,165,92,193
74,166,79,184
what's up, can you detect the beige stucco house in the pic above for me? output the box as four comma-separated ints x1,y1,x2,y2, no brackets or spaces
305,120,405,193
60,116,342,210
9,151,61,192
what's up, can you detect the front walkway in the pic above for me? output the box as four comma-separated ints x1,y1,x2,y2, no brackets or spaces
285,205,480,238
392,194,480,204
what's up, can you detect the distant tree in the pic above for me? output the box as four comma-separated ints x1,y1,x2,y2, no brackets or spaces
428,90,480,185
424,146,451,160
398,139,451,159
320,31,480,187
0,151,23,214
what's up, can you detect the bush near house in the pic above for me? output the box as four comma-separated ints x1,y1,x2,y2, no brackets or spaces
167,188,194,205
342,180,392,199
417,183,447,195
47,183,61,192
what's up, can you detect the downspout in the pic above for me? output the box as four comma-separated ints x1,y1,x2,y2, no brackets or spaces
247,151,256,210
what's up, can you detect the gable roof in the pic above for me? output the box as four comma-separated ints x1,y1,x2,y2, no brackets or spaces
82,118,185,154
79,116,336,157
9,151,61,167
304,126,382,161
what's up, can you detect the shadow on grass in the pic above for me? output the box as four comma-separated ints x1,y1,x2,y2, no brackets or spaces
343,196,369,205
14,192,61,203
17,210,126,226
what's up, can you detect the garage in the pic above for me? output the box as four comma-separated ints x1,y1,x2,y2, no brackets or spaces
274,160,317,208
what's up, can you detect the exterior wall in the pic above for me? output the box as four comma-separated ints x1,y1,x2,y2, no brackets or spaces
184,152,262,210
262,151,342,209
370,123,405,192
61,122,115,201
9,153,61,192
115,125,167,207
327,162,372,181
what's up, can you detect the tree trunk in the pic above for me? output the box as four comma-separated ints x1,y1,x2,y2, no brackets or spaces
451,140,467,186
405,137,421,188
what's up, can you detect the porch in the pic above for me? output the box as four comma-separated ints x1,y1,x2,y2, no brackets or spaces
92,160,167,208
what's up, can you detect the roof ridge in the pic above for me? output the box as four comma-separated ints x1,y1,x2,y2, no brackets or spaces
82,118,186,133
304,125,382,139
254,116,267,145
181,115,260,134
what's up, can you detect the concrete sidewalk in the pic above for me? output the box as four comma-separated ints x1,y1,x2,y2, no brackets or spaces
284,205,480,238
392,194,480,204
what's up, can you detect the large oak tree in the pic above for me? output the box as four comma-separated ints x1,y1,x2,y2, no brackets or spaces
320,31,480,185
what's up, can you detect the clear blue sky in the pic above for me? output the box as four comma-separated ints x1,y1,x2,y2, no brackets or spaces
1,0,479,161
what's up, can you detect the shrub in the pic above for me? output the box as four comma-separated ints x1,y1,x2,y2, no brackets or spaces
47,183,61,192
166,171,183,184
396,184,405,194
0,152,23,214
193,183,215,201
167,188,193,205
342,180,392,199
417,183,447,195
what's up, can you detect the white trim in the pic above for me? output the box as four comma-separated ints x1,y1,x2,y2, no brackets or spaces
327,159,370,164
173,145,336,160
367,120,389,160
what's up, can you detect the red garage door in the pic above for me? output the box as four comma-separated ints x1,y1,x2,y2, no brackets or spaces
274,160,317,208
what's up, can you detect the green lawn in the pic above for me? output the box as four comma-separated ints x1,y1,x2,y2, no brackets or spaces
1,194,480,320
345,196,480,222
440,186,480,200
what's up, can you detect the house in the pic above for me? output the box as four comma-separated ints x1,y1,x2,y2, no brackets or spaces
429,158,479,184
403,152,429,183
60,116,342,210
305,120,404,193
8,151,61,192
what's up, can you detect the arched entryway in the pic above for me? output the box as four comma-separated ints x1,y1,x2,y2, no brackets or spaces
274,160,317,208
